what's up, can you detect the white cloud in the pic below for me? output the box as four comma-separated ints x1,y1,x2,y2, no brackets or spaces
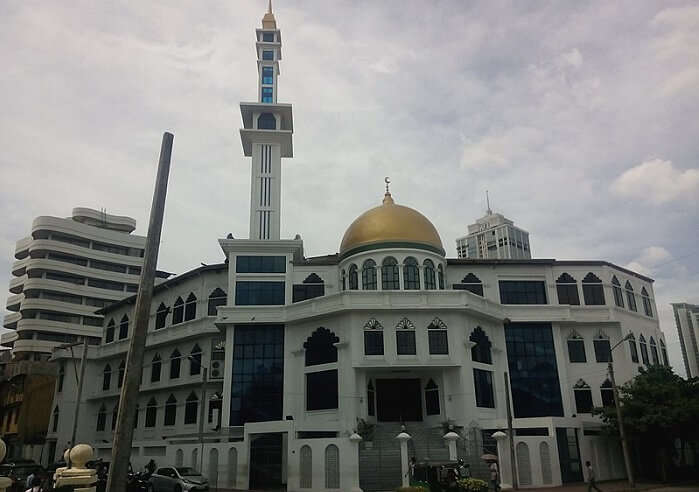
610,159,699,204
625,246,672,276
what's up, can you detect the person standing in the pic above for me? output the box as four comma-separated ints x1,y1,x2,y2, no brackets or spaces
586,461,602,492
489,460,500,492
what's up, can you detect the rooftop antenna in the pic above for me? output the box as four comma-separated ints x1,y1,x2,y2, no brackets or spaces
486,190,492,215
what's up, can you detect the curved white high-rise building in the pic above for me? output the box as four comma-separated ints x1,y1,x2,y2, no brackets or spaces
3,207,169,358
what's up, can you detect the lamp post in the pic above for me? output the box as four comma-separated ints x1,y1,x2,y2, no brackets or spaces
608,333,634,489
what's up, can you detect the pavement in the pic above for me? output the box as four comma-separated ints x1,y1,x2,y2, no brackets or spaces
523,480,699,492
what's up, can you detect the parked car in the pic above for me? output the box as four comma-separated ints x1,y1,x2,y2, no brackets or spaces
149,467,208,492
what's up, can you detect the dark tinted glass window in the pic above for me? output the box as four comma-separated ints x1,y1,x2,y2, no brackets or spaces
262,50,274,60
567,339,586,363
367,382,375,416
236,256,286,273
184,293,197,321
190,345,202,375
600,381,615,407
164,396,177,426
454,273,483,296
639,337,649,365
556,284,580,305
105,321,115,343
428,329,448,355
172,297,184,324
96,406,106,431
574,387,593,413
593,339,612,362
629,337,639,363
612,277,625,308
306,370,338,411
102,365,111,391
499,281,547,304
262,66,274,84
470,327,492,364
304,327,338,366
170,350,181,379
145,400,157,427
119,315,128,339
156,303,168,329
235,281,285,305
258,112,276,130
582,273,605,305
262,87,273,102
382,257,399,290
361,261,376,290
650,339,659,365
207,289,226,316
184,393,198,425
364,330,384,355
262,32,275,42
403,258,420,290
293,284,324,303
425,380,440,415
349,264,359,290
396,330,416,355
474,369,495,408
151,355,162,382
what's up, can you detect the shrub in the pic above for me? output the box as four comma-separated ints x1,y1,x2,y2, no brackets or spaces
457,477,489,492
396,486,429,492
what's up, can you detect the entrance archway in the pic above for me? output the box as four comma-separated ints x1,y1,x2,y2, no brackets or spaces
376,379,422,421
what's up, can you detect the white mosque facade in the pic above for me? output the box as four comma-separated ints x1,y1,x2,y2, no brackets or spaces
47,6,667,491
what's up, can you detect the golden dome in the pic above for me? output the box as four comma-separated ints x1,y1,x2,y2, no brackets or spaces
340,192,444,258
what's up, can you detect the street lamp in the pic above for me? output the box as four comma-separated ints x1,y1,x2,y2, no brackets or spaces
608,332,634,489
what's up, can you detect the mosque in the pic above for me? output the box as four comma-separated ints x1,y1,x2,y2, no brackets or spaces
48,4,667,491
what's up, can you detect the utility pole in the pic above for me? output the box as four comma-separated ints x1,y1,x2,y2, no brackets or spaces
68,338,89,468
608,360,635,488
504,372,518,490
107,132,173,492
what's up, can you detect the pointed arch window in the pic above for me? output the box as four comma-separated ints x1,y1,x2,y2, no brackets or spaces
184,293,197,321
428,318,448,355
363,318,384,356
208,288,227,316
556,273,580,305
582,273,605,305
628,334,639,363
381,257,399,290
567,332,586,363
625,281,637,312
102,364,112,391
438,264,445,290
151,353,162,382
304,327,339,366
324,444,340,489
257,112,276,130
145,398,157,427
641,287,653,317
639,335,650,365
454,273,483,296
349,264,360,290
600,379,615,407
119,314,129,339
184,392,198,425
155,303,169,329
470,326,492,364
403,257,420,290
593,333,612,362
361,260,376,290
367,381,375,417
52,406,59,433
170,349,181,379
190,344,202,376
172,296,184,324
649,337,659,365
573,380,593,413
118,360,125,388
660,340,669,366
293,273,325,302
612,276,625,308
423,260,436,290
395,318,416,355
96,404,107,431
111,403,119,430
105,319,115,343
164,394,177,426
425,379,440,415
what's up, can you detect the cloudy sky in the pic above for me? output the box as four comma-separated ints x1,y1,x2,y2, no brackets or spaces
1,1,697,375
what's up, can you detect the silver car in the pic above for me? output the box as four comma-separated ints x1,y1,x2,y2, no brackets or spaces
149,467,208,492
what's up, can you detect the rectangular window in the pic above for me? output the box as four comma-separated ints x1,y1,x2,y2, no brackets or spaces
292,284,325,303
567,339,586,363
428,331,449,355
425,388,440,415
87,278,124,291
473,369,495,408
499,281,547,304
574,389,593,413
262,32,275,42
582,285,606,305
306,370,338,411
262,66,274,85
556,284,580,305
364,331,384,355
90,259,127,274
261,87,273,102
453,283,484,296
262,50,274,60
396,331,416,355
629,340,639,363
235,281,285,305
236,255,286,273
601,388,615,407
92,242,129,256
593,339,612,362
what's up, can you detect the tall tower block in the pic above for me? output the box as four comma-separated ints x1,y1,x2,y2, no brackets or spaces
240,2,294,240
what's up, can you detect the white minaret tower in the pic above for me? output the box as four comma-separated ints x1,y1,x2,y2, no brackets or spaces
240,1,294,240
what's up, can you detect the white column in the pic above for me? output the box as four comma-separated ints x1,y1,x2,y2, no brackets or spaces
443,431,459,461
396,431,412,487
493,431,513,490
349,433,363,492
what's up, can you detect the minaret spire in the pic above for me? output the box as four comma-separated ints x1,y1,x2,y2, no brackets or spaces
486,190,492,215
268,0,272,13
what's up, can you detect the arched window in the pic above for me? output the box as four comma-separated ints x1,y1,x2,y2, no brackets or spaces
625,281,637,312
257,112,276,130
425,379,440,415
395,318,416,355
324,444,340,489
96,405,107,431
102,364,112,391
367,380,375,417
649,337,659,365
190,345,202,376
170,349,181,379
176,449,184,467
300,445,312,488
567,331,586,363
361,261,376,290
192,448,198,469
151,353,162,382
381,257,399,290
173,296,184,324
119,314,129,339
660,340,669,366
155,303,169,329
145,398,157,427
454,273,483,296
639,335,649,365
470,326,492,364
600,379,615,407
57,363,65,393
111,403,119,430
184,392,198,425
52,406,59,433
208,288,227,316
349,264,359,290
573,379,593,413
340,270,346,291
293,273,325,302
105,319,115,343
118,360,125,388
516,442,532,486
184,293,197,321
437,264,444,290
628,334,639,363
611,276,624,308
228,448,238,488
304,327,339,366
363,318,384,356
539,442,552,484
593,332,611,362
403,257,420,290
556,273,580,305
428,318,448,355
164,394,177,426
582,273,605,305
423,260,436,290
641,287,653,317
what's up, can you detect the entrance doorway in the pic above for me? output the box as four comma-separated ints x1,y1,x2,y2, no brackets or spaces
376,379,422,422
556,427,583,483
249,433,284,489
